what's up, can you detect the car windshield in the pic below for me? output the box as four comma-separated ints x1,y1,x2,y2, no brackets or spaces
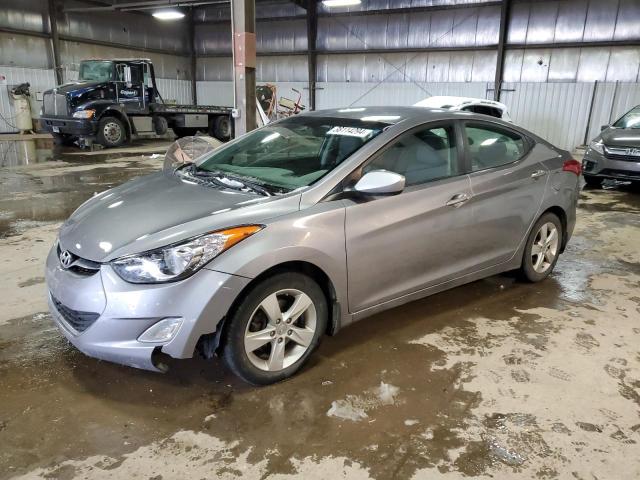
192,116,387,191
78,61,114,82
613,107,640,129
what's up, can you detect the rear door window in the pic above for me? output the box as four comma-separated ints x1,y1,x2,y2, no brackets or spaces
464,123,527,171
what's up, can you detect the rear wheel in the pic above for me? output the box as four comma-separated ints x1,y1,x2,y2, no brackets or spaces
210,115,232,141
222,272,327,385
172,127,199,138
97,116,126,147
519,212,563,283
583,174,604,188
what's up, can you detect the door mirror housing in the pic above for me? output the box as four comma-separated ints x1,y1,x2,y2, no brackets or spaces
354,170,405,195
600,124,609,131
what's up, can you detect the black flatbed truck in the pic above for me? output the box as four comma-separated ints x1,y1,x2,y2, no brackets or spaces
40,58,233,148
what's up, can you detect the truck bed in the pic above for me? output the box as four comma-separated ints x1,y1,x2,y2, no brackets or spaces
150,104,232,115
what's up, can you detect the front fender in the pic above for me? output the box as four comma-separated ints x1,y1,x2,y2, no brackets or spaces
204,201,350,326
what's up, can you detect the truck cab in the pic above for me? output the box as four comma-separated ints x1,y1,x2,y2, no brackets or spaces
41,59,232,148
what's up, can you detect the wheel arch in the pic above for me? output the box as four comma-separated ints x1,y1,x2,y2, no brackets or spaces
98,108,132,139
540,205,568,252
196,260,342,359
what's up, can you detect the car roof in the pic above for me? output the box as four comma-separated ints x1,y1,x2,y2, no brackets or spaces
301,106,498,124
413,96,508,111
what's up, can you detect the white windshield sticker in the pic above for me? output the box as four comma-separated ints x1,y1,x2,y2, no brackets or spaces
327,126,373,138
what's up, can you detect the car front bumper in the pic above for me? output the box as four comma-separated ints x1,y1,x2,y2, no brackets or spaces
41,117,96,136
45,244,251,372
583,147,640,181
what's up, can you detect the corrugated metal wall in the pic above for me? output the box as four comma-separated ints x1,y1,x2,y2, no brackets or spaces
176,77,640,151
2,0,640,152
0,66,56,133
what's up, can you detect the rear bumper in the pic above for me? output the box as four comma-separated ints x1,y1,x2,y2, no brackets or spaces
583,149,640,181
45,244,251,372
41,117,96,136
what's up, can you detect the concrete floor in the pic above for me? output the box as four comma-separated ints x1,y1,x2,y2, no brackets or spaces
0,140,639,479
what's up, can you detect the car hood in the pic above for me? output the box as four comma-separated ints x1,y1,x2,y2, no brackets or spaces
600,128,640,147
46,81,109,96
58,171,301,262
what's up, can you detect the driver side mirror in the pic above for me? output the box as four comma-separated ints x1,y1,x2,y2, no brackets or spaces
600,124,609,131
354,170,405,195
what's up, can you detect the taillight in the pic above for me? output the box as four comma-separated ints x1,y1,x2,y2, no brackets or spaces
562,159,582,176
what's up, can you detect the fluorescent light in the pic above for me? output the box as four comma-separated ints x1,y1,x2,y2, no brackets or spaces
322,0,362,7
152,9,185,20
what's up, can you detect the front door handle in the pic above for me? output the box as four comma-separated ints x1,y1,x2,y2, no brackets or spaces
531,169,547,179
446,193,470,208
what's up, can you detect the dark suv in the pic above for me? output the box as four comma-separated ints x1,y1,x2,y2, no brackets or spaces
583,105,640,187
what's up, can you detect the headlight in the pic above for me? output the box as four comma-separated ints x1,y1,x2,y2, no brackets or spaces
111,225,263,284
72,109,95,119
589,139,604,155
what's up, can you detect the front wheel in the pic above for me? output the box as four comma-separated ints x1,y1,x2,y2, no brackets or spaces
519,213,563,283
222,272,327,385
97,116,126,147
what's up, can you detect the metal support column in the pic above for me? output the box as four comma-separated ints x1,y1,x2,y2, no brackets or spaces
231,0,257,136
189,8,198,105
48,0,63,85
306,0,318,111
493,0,510,102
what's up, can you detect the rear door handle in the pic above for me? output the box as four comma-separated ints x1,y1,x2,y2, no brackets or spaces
531,169,547,179
446,193,470,208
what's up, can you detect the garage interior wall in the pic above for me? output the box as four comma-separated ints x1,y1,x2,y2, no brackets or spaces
2,0,640,149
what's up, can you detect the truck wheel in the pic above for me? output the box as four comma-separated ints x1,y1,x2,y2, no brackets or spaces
210,116,231,141
153,116,168,136
52,133,75,147
173,127,199,138
97,116,126,148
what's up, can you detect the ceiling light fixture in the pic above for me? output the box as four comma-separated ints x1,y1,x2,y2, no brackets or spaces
322,0,362,7
152,9,185,20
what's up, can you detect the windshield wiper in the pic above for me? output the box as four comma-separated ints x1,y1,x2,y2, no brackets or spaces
188,165,273,196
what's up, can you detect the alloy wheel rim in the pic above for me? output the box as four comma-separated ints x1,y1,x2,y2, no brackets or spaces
104,122,122,143
531,222,559,274
244,289,317,372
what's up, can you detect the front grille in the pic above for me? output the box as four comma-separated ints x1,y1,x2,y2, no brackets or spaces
604,146,640,162
51,295,99,333
43,92,68,116
56,244,101,276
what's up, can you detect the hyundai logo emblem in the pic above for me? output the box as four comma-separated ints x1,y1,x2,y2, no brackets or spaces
59,250,74,269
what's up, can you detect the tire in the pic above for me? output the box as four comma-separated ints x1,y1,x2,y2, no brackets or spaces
222,272,328,385
51,133,75,147
583,174,604,188
210,115,232,141
97,116,126,148
153,116,168,136
172,127,199,138
519,212,563,283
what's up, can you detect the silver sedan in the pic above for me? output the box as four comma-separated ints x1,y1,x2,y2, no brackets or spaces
45,107,580,384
